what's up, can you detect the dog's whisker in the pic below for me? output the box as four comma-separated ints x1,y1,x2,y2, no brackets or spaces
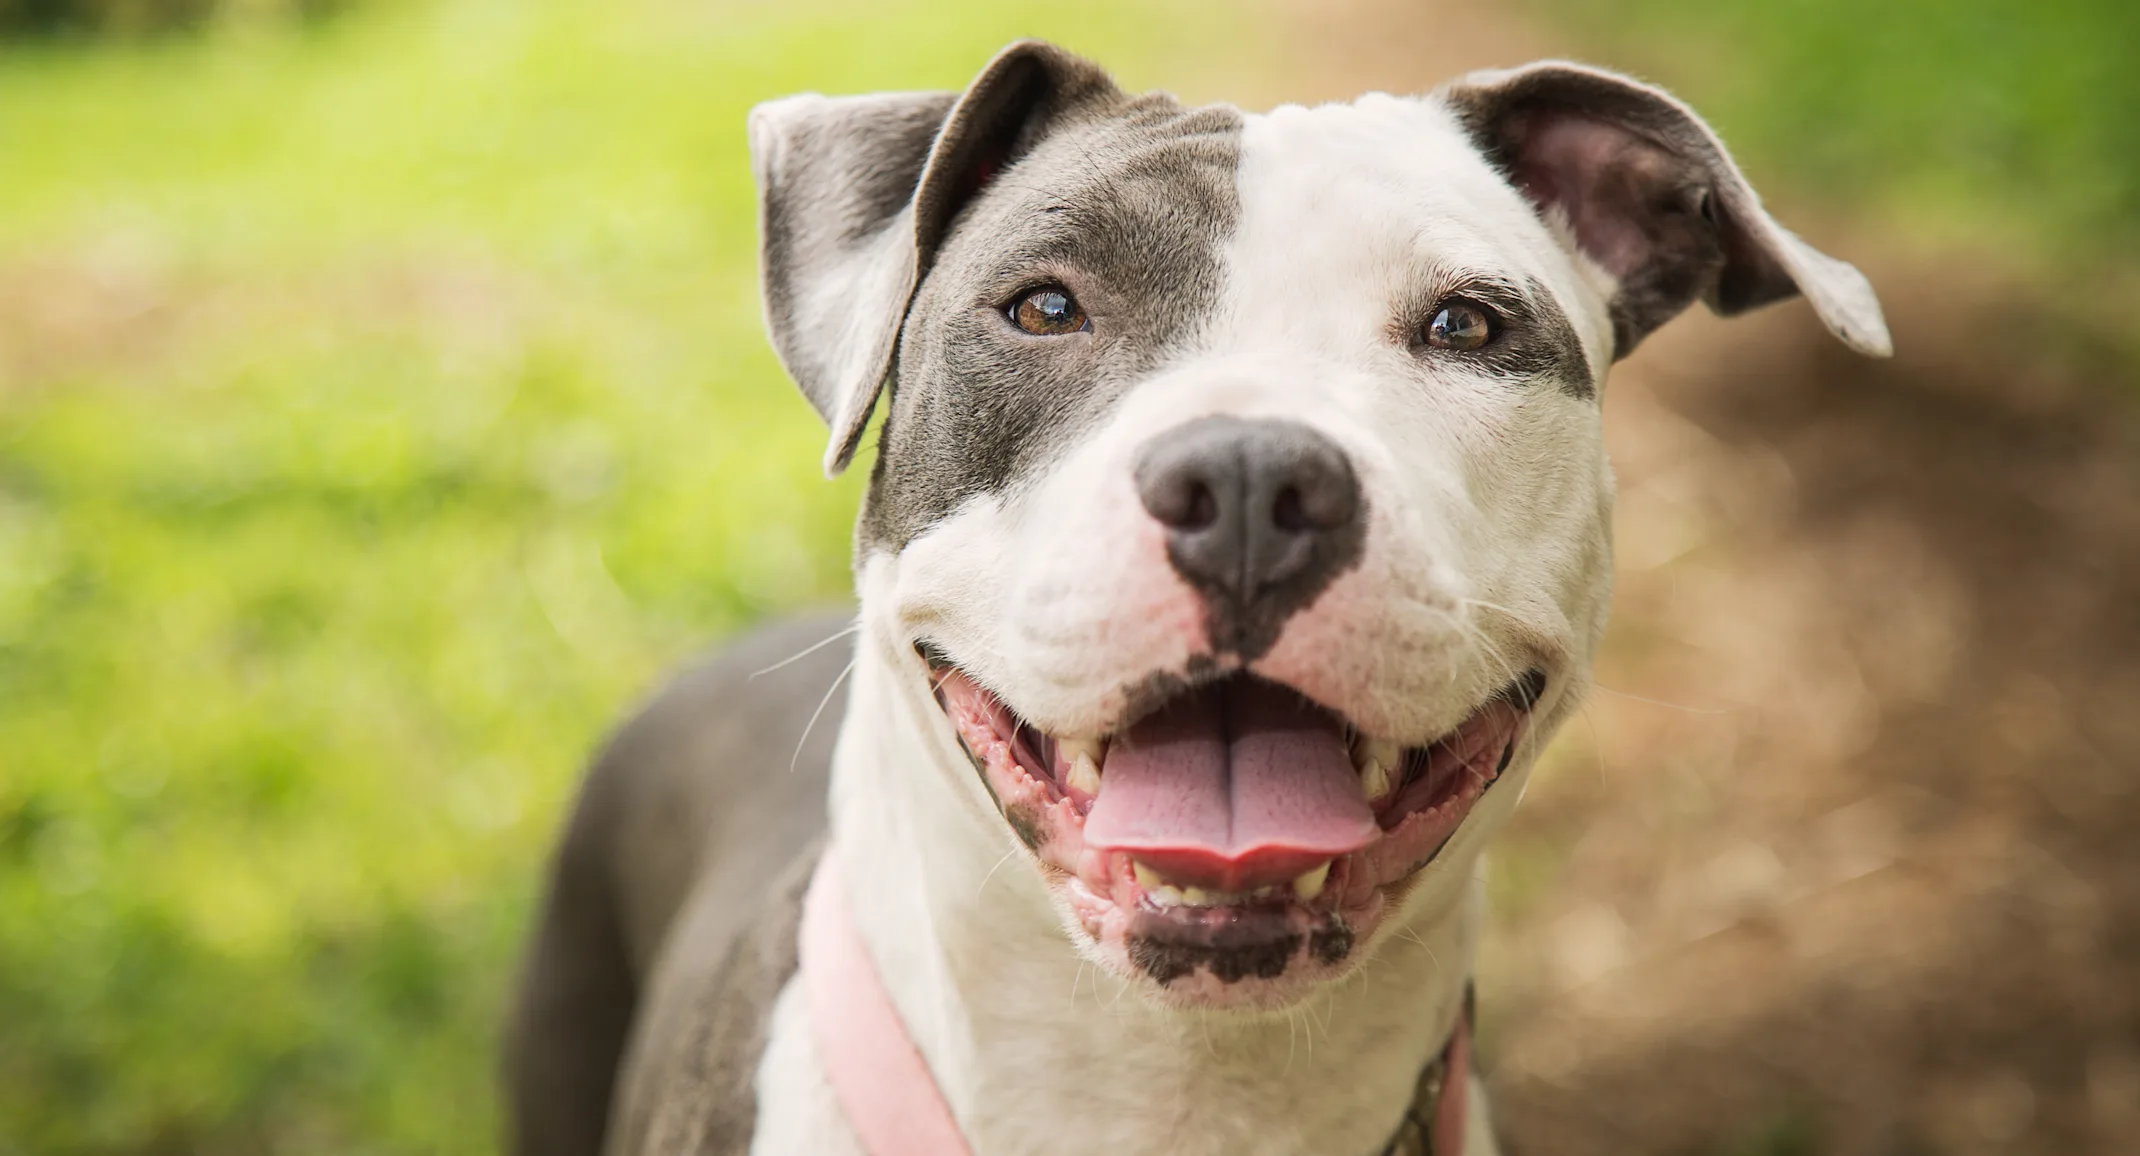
1398,924,1446,982
788,660,854,775
977,847,1019,899
1456,616,1525,696
1424,599,1523,699
1283,1007,1299,1076
1458,596,1526,622
1591,682,1727,715
1309,987,1336,1052
1576,700,1611,792
747,619,861,680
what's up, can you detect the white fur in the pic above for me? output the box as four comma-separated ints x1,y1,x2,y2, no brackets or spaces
753,93,1626,1154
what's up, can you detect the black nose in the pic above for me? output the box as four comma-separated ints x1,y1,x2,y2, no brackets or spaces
1134,416,1366,658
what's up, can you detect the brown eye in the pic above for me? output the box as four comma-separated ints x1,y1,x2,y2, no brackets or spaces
1422,300,1494,351
1009,285,1088,336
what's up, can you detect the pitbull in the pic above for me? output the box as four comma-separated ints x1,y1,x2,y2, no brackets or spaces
506,40,1890,1156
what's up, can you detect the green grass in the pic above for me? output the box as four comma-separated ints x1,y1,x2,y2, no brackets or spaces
0,3,1256,1151
1541,0,2140,271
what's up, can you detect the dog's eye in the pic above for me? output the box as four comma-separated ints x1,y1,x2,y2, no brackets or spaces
1008,285,1088,336
1421,299,1495,352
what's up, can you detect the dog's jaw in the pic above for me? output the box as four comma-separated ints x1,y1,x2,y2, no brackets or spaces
928,656,1546,1009
822,588,1491,1156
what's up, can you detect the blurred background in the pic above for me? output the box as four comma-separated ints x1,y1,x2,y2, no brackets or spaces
1,0,2135,1153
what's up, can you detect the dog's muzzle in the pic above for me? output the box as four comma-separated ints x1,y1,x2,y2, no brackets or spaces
928,657,1545,991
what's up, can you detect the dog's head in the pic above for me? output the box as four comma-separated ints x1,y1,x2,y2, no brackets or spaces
750,42,1887,1008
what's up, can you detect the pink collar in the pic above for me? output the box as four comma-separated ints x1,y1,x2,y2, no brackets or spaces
801,849,974,1156
800,849,1470,1155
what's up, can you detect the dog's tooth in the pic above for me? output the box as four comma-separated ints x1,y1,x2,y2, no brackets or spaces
1357,757,1391,801
1132,861,1162,890
1149,884,1184,907
1179,886,1214,907
1065,751,1102,797
1058,736,1106,767
1353,736,1402,773
1292,861,1332,901
1354,736,1400,799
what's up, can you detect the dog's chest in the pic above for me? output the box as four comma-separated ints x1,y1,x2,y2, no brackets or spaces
746,973,1466,1156
747,981,867,1156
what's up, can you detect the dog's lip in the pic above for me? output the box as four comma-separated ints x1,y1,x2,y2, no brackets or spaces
915,639,1543,761
922,645,1540,938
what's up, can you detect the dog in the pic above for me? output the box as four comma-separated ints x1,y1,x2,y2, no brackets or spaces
505,40,1890,1156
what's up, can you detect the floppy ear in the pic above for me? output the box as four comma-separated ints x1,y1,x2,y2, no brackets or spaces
1444,61,1891,360
749,40,1119,476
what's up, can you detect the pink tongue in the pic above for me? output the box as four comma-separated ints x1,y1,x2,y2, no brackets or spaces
1081,678,1379,893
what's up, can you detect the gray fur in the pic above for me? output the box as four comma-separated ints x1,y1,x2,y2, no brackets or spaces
751,89,956,463
751,41,1125,476
1443,61,1891,359
505,613,850,1156
861,95,1244,552
619,840,819,1156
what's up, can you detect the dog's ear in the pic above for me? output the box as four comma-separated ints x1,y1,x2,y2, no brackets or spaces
1444,61,1891,360
749,41,1119,475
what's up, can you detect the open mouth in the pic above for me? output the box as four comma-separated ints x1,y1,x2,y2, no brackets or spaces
926,652,1544,989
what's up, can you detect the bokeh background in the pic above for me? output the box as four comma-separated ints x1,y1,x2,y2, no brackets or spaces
3,1,2135,1153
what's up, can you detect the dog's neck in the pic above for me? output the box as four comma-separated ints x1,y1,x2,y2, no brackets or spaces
823,620,1481,1156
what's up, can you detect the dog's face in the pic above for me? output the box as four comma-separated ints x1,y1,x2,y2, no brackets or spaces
752,43,1887,1009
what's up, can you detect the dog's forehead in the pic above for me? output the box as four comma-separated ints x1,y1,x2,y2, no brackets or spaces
1227,94,1605,355
949,96,1245,316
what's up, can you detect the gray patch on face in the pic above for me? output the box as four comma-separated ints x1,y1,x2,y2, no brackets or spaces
860,96,1245,552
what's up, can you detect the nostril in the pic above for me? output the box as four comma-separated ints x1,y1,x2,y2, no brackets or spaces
1277,472,1357,532
1144,473,1221,531
1270,485,1308,532
1184,482,1218,531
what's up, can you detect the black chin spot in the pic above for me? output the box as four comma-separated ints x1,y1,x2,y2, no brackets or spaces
1128,933,1302,985
1309,924,1354,966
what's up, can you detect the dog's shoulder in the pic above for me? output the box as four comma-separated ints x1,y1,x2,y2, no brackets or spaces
507,612,850,1156
609,836,821,1156
585,610,851,969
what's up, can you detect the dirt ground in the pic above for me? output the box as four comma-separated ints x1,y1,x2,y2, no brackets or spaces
1257,6,2140,1153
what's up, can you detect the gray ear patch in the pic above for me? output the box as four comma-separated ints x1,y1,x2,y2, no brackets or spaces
1444,61,1891,359
748,41,1119,476
749,89,955,472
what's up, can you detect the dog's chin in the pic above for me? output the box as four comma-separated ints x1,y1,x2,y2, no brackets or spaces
926,652,1543,1010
